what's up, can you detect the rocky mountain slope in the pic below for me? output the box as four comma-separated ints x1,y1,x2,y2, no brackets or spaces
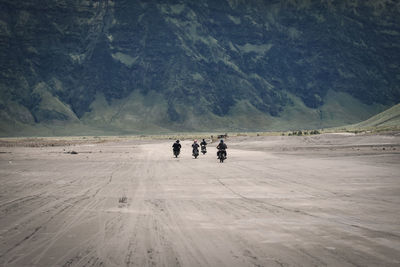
0,0,399,135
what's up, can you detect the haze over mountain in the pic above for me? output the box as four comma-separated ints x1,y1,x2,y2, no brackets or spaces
1,0,399,136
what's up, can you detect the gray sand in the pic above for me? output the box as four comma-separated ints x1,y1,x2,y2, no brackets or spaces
0,133,399,266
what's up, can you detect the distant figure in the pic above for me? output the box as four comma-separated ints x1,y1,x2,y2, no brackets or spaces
200,139,207,147
172,140,181,158
192,139,200,158
200,139,207,155
216,139,227,159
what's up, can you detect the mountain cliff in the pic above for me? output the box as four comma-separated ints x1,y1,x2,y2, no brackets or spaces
1,0,399,135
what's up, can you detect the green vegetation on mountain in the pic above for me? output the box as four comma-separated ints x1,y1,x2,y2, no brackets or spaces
350,103,400,130
0,0,399,136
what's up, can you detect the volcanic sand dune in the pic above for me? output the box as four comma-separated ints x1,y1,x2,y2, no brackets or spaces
0,134,400,266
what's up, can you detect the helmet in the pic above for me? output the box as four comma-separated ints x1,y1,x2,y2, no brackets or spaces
220,139,224,143
202,139,205,141
176,140,180,143
194,139,198,143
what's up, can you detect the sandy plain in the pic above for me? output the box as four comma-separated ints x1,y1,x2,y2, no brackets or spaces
0,133,399,267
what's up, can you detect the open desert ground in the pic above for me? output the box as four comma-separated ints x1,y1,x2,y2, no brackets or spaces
0,133,400,267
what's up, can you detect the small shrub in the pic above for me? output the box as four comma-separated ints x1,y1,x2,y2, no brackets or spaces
119,196,127,203
310,130,320,135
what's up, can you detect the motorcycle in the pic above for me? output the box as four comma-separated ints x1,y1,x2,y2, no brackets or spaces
201,145,207,155
192,147,199,159
217,149,226,163
173,149,180,158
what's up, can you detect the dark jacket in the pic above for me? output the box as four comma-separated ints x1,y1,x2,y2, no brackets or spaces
172,142,181,151
192,143,200,150
200,140,207,146
217,143,227,150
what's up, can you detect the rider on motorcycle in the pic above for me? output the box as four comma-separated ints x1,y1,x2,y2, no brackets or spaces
192,140,200,156
200,139,207,147
216,139,227,159
200,139,207,154
172,140,181,156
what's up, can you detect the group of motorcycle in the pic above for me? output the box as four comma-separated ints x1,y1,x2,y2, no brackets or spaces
172,139,227,163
